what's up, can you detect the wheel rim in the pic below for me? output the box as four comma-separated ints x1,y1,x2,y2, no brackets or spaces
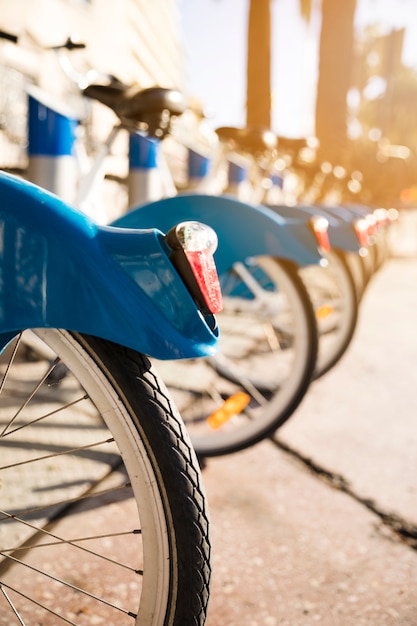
0,329,171,625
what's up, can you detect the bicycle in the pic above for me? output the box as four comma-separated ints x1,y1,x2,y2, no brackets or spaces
0,170,222,624
266,136,398,371
273,135,395,286
189,125,364,379
85,86,325,457
8,33,329,459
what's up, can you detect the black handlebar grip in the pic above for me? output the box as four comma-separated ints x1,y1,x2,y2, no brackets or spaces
0,30,18,44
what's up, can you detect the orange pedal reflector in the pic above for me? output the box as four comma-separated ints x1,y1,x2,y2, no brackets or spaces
316,305,334,320
207,392,251,430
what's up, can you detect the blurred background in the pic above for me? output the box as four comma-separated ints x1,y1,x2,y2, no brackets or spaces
179,0,417,209
0,0,416,208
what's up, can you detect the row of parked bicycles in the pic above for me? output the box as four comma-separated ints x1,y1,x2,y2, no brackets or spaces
0,30,398,625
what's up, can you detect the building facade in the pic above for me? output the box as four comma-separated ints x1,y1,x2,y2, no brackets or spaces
0,0,186,180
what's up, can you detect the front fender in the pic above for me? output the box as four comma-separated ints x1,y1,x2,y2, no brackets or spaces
0,172,218,359
112,193,323,273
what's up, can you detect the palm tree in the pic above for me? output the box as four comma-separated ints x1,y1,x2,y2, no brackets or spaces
315,0,357,166
246,0,357,169
246,0,271,128
246,0,311,129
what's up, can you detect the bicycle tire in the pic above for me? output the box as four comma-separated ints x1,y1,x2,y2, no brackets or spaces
156,257,318,457
361,241,378,286
299,248,359,379
343,250,368,301
0,329,210,625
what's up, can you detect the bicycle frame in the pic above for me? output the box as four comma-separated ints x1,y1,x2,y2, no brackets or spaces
0,171,219,359
27,85,79,197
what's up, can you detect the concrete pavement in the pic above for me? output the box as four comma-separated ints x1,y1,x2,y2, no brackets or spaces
202,211,417,625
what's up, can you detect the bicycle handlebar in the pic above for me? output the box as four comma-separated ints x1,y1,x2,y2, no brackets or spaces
0,30,18,44
1,29,86,53
49,35,86,52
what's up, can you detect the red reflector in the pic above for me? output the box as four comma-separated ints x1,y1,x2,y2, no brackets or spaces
314,228,330,252
310,216,331,252
366,213,377,235
353,219,369,247
185,249,223,314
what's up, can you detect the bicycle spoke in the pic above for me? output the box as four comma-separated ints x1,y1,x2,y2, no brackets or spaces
0,482,132,522
2,581,79,625
0,437,115,471
2,553,138,618
0,585,25,625
0,508,142,574
0,333,22,395
3,529,141,552
0,394,89,438
0,357,62,437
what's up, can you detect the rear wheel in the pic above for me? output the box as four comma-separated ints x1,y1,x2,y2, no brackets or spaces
0,329,210,625
299,248,359,379
344,250,368,301
156,257,318,457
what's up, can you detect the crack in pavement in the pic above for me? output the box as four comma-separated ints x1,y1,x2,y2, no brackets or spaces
271,434,417,552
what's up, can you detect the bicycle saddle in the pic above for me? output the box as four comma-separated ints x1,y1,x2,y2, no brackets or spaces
83,82,186,136
215,126,277,154
276,136,309,155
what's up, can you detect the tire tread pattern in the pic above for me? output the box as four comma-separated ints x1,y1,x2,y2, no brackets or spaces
79,335,211,625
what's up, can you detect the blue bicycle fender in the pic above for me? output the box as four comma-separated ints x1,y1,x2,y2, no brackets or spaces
112,193,323,273
266,203,362,253
0,172,218,358
316,202,372,224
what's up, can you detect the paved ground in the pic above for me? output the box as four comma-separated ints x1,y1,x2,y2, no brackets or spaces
202,210,417,625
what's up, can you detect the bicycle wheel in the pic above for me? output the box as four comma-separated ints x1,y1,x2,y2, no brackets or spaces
343,250,368,301
155,257,318,457
0,329,210,625
299,248,359,379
